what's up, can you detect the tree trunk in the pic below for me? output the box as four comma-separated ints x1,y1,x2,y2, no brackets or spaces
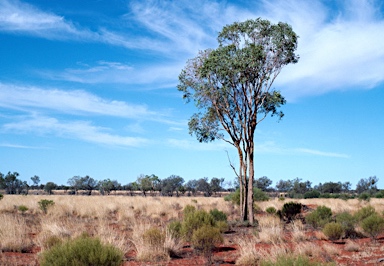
247,150,255,225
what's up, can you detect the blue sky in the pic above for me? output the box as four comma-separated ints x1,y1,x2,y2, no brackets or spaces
0,0,383,189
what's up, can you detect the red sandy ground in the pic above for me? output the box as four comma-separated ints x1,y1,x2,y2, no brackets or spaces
1,229,384,266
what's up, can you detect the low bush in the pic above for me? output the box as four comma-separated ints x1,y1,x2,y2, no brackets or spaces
209,208,227,222
0,193,3,200
183,205,196,217
323,222,343,241
38,199,55,214
304,190,320,199
305,206,332,229
18,205,28,214
354,206,376,222
39,235,123,266
358,193,371,201
266,207,277,215
143,227,165,248
278,202,302,222
335,212,356,238
181,209,215,239
191,225,223,265
224,188,269,205
167,220,182,238
361,214,384,241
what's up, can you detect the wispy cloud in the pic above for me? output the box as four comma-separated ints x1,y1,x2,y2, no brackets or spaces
3,116,148,147
40,61,183,87
294,148,350,158
0,143,47,149
0,82,153,118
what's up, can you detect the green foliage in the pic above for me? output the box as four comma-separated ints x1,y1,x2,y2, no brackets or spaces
0,193,3,200
143,227,165,248
209,208,227,222
183,204,196,217
374,190,384,198
191,225,223,265
304,190,320,199
254,188,269,201
358,192,371,201
361,214,384,240
305,206,332,229
224,188,268,205
38,199,55,214
167,220,182,238
215,220,229,233
181,209,216,240
260,254,335,266
39,235,123,266
354,206,376,222
323,222,343,241
335,212,356,237
18,205,28,213
266,207,277,215
278,202,302,222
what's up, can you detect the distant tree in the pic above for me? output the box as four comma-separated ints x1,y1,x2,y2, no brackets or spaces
197,177,211,196
185,179,198,196
161,175,185,197
291,178,312,195
44,182,57,195
356,176,379,194
210,177,224,195
31,175,40,189
275,179,292,192
3,172,24,194
341,181,351,192
98,179,114,195
254,176,273,191
136,174,153,197
124,182,138,196
81,175,98,195
67,176,82,194
316,182,342,194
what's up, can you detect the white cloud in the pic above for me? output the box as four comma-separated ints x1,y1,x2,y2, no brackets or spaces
0,82,153,118
294,148,350,158
3,116,147,147
263,0,384,99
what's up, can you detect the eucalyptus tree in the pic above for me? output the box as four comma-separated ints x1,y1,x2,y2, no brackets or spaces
178,19,299,223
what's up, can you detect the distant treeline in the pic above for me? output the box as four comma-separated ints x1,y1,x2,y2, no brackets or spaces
0,171,382,200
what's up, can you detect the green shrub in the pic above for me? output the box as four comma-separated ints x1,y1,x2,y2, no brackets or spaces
354,206,376,222
358,192,371,201
209,208,227,222
143,227,165,247
183,204,196,217
0,193,3,200
266,206,277,215
216,220,229,233
39,235,123,266
304,190,320,199
191,225,223,265
278,202,302,222
181,209,215,239
323,222,343,241
305,206,332,229
167,220,182,238
254,188,269,201
38,199,55,214
18,205,29,214
374,190,384,198
335,212,356,237
361,214,384,240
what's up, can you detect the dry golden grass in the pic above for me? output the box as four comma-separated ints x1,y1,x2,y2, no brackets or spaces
289,220,308,242
257,215,284,244
235,236,260,265
0,213,33,252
